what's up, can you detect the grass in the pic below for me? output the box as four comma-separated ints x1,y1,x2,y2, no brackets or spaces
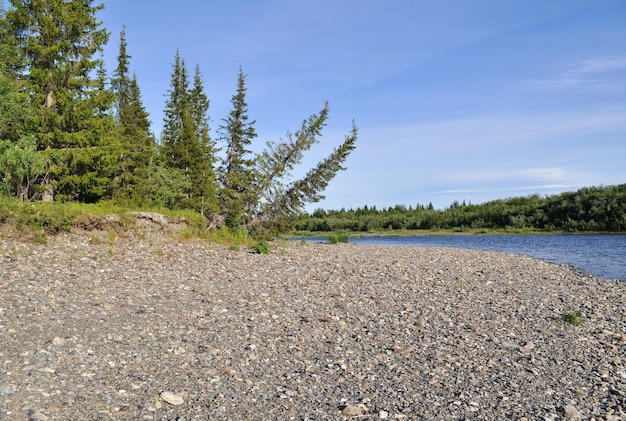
250,242,271,254
0,197,268,250
561,310,585,326
327,232,350,244
0,197,251,246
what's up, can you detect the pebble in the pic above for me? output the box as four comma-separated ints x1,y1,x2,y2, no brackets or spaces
0,385,15,396
563,404,582,420
160,391,184,406
0,230,625,419
52,336,65,346
342,405,363,416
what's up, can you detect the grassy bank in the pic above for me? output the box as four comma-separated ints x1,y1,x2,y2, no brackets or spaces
0,197,255,246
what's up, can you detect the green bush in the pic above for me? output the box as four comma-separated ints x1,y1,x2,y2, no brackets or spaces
327,232,350,244
250,242,270,254
561,310,584,326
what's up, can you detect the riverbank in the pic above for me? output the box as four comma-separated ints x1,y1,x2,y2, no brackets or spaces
1,231,625,420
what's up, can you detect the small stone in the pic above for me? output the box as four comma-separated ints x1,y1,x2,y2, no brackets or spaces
342,405,363,416
379,410,390,419
521,342,535,352
393,347,410,356
160,391,184,406
52,337,65,346
563,404,581,420
30,412,49,421
0,385,15,396
222,367,236,377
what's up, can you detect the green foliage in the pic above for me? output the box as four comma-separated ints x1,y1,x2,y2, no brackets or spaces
160,52,219,215
2,5,358,236
219,67,258,228
109,27,157,204
327,232,350,244
561,311,584,326
0,72,31,141
217,70,358,235
250,242,271,254
0,197,211,238
207,225,250,247
295,184,626,233
253,105,358,234
0,197,80,233
3,0,115,202
0,135,51,201
189,64,219,216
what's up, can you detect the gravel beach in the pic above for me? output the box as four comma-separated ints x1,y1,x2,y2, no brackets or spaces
1,230,625,420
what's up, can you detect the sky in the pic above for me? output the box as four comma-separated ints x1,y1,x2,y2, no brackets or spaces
95,1,624,210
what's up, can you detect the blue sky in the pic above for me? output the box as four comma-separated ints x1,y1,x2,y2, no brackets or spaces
96,0,625,211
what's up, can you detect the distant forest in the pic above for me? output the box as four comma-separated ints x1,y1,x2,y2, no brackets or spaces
296,184,626,233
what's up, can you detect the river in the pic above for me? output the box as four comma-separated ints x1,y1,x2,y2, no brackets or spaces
297,234,626,281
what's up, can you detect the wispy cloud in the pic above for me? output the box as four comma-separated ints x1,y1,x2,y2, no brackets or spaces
441,167,575,184
577,57,626,74
525,56,626,91
361,107,626,154
438,184,579,195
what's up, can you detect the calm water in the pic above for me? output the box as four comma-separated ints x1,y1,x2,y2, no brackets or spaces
299,234,626,281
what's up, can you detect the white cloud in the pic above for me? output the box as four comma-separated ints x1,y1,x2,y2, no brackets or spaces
525,56,626,91
577,57,626,74
440,167,576,184
361,107,626,155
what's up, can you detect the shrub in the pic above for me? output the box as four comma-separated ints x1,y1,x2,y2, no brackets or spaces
250,242,270,254
327,232,350,244
561,310,584,326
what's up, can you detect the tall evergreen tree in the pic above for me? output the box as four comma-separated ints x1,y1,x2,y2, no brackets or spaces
188,64,219,215
217,67,358,234
160,51,188,169
251,103,357,232
160,52,218,213
0,3,21,78
219,66,257,227
111,25,131,126
109,27,156,203
3,0,115,202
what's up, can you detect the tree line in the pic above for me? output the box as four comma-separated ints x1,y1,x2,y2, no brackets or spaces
296,184,626,233
0,1,357,236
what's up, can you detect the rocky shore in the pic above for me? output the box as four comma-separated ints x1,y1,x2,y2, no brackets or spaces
1,230,625,420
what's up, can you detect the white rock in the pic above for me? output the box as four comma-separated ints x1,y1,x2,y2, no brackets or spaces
342,405,362,416
161,391,184,406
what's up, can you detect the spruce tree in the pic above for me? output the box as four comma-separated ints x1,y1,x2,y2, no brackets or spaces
109,27,156,203
160,53,218,213
216,68,358,234
188,64,219,215
161,51,188,169
252,106,358,233
219,66,257,227
3,0,116,202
